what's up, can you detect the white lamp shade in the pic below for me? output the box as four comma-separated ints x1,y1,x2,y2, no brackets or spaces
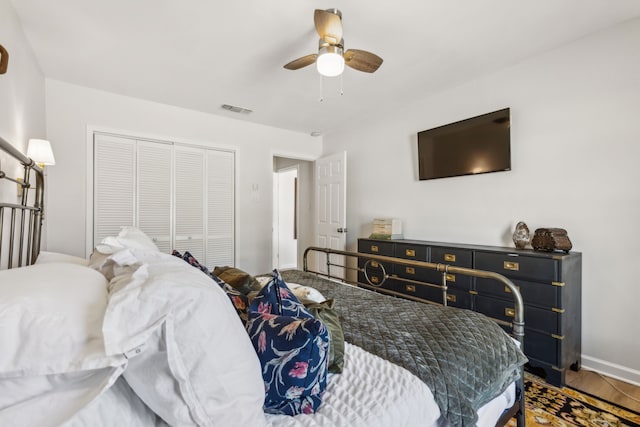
27,139,56,166
316,46,345,77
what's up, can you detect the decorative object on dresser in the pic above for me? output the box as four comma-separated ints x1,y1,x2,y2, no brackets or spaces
357,237,582,388
531,228,573,252
369,218,403,240
512,221,530,249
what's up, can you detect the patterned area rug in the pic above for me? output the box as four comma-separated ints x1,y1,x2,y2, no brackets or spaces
507,374,640,426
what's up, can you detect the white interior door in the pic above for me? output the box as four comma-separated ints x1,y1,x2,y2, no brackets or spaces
93,134,136,244
314,151,347,278
137,141,172,253
174,145,205,261
206,149,235,268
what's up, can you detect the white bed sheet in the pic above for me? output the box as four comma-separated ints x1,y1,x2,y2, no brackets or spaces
65,343,515,427
266,342,515,427
266,342,441,427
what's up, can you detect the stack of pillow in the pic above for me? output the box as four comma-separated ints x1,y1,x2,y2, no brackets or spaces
170,249,346,415
2,226,346,423
0,262,129,426
90,227,270,426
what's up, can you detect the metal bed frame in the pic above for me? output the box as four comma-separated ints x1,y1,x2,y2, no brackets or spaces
0,136,44,269
303,246,526,427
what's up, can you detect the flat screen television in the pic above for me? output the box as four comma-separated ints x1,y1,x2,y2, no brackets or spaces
417,108,511,180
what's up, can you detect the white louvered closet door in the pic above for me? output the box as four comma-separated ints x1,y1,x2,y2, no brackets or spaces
94,134,136,244
137,141,172,253
174,145,206,261
93,134,235,266
206,150,234,267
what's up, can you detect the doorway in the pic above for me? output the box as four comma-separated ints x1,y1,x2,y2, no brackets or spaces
273,157,313,270
273,167,298,269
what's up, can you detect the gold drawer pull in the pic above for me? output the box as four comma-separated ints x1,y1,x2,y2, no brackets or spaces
504,261,519,271
504,285,520,293
406,267,415,275
371,276,379,284
371,261,379,268
371,245,379,253
405,249,416,257
505,307,515,318
444,254,456,262
445,274,456,282
446,294,457,303
406,285,416,292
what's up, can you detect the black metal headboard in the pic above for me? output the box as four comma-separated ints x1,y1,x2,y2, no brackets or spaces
0,136,44,269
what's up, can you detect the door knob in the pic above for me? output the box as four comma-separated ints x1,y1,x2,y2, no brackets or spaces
337,227,348,233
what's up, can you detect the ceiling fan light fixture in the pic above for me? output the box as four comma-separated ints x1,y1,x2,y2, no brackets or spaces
316,45,344,77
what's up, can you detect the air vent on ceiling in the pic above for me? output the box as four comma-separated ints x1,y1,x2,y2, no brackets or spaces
221,104,252,114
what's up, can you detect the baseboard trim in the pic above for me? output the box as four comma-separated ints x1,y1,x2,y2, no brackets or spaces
582,355,640,387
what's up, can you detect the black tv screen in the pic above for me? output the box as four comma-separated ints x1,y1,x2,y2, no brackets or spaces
418,108,511,180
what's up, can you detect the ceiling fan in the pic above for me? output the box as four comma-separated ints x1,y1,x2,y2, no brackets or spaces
283,9,383,77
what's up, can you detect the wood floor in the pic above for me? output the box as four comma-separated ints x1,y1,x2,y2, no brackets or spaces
565,368,640,413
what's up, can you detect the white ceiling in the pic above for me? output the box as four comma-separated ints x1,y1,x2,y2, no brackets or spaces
11,0,640,136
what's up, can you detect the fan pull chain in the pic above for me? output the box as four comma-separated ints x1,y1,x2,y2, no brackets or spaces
319,75,324,102
340,74,344,96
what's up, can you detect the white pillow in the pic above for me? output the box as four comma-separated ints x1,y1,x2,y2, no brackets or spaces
35,251,89,266
0,367,123,426
101,250,267,427
95,226,159,255
253,277,326,303
63,377,163,427
0,263,126,426
288,282,326,303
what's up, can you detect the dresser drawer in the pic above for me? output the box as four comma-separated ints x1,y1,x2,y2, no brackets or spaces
357,266,388,287
476,295,560,335
394,243,428,260
395,263,432,282
431,247,473,267
524,330,560,367
476,277,560,308
358,240,394,256
422,269,473,290
398,281,444,304
444,289,473,310
396,267,472,291
475,252,558,282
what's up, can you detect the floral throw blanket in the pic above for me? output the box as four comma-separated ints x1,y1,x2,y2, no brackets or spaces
279,270,527,427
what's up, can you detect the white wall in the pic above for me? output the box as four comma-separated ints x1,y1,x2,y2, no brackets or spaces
323,19,640,383
0,0,45,195
44,80,322,274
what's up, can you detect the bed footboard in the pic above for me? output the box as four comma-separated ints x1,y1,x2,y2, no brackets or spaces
303,246,526,427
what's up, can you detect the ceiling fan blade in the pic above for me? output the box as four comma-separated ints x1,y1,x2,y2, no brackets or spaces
283,54,318,70
314,9,343,45
344,49,383,73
